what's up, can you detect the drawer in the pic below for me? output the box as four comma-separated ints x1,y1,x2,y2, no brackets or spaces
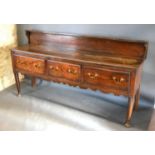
47,61,63,78
14,55,45,74
83,67,130,91
47,60,81,82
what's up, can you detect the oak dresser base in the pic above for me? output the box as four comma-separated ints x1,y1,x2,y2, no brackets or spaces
11,30,148,127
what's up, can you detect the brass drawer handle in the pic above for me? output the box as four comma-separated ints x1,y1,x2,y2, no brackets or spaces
120,77,125,82
112,76,125,83
112,76,117,82
88,73,98,79
49,66,54,69
67,68,77,74
55,66,59,71
17,60,25,65
17,60,20,63
34,64,41,68
49,66,60,71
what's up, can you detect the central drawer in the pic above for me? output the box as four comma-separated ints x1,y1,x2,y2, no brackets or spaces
47,60,81,82
83,66,130,91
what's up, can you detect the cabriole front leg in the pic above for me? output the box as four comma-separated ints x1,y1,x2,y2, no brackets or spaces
14,72,21,96
124,96,135,127
134,87,140,111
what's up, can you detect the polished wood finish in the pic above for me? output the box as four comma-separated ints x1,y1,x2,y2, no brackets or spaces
47,60,81,82
83,67,129,91
11,30,148,127
14,55,45,75
134,87,140,111
125,97,135,127
14,72,20,96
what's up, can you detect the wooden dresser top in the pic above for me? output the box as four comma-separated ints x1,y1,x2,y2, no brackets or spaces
13,30,148,69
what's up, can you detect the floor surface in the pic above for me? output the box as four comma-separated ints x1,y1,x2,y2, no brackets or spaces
0,72,154,131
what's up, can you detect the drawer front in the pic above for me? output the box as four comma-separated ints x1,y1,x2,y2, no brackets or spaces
83,67,130,91
47,61,63,78
14,55,45,74
47,60,81,82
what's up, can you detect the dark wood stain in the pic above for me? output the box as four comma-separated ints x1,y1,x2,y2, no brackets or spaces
11,30,148,127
